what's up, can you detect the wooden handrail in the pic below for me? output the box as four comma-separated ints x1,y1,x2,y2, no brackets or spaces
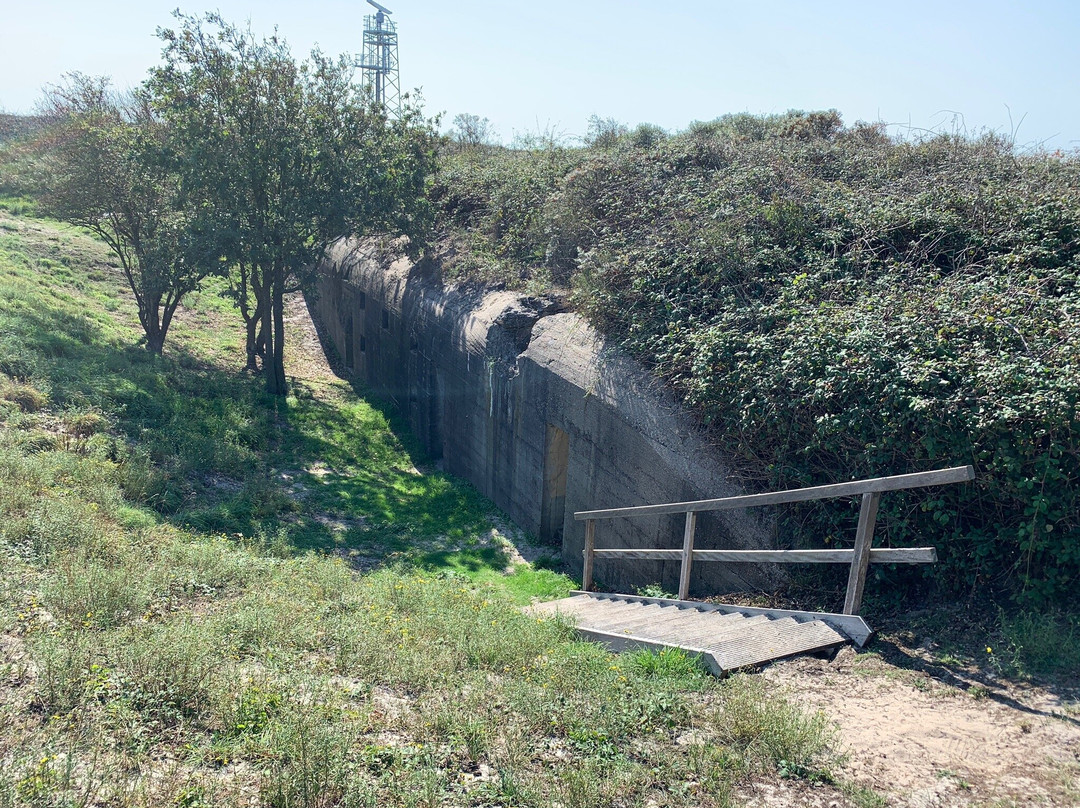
575,465,974,615
590,548,938,564
575,466,974,521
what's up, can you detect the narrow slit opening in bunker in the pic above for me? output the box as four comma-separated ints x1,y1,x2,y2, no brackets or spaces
540,424,569,546
344,314,354,370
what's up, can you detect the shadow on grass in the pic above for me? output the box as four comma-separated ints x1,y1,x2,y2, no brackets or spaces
418,547,507,573
168,376,498,571
1,218,537,590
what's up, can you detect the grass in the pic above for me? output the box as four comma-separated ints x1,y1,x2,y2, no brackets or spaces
0,207,844,805
839,782,889,808
994,610,1080,678
0,194,38,217
838,590,1080,698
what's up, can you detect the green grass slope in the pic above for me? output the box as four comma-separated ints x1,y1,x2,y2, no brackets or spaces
433,112,1080,607
0,208,844,806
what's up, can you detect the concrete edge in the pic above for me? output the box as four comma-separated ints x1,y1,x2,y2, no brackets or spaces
570,590,874,648
573,626,726,677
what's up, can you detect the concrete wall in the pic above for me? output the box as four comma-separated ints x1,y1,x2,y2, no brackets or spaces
312,240,782,595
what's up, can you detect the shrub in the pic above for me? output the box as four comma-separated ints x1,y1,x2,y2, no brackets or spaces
30,630,97,715
434,113,1080,606
261,696,367,808
432,143,584,284
62,410,108,439
2,498,107,563
42,550,161,629
106,619,223,723
997,610,1080,677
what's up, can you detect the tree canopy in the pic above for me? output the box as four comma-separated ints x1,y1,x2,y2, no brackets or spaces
32,13,437,385
38,73,217,354
148,12,438,393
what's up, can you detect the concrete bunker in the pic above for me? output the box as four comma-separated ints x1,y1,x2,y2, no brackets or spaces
541,424,570,546
311,240,782,595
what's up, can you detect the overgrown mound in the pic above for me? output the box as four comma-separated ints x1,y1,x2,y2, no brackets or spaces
0,113,45,145
433,112,1080,606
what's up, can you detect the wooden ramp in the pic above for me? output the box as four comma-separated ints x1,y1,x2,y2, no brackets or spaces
528,591,872,676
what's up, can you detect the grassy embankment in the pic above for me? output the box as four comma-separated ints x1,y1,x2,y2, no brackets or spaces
0,206,845,806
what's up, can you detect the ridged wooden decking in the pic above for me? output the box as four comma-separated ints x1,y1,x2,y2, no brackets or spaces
528,591,872,676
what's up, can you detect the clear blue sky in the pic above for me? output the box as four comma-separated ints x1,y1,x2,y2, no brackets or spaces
2,0,1078,149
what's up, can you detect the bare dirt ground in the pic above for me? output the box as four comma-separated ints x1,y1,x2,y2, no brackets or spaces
285,291,1080,807
284,290,345,388
765,643,1080,807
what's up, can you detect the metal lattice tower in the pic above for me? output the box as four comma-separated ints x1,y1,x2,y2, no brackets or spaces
357,0,400,116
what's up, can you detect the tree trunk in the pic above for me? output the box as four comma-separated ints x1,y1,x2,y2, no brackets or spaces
157,301,179,356
142,294,165,355
255,319,267,360
250,266,273,379
235,263,261,372
245,314,260,371
146,330,165,355
266,282,288,396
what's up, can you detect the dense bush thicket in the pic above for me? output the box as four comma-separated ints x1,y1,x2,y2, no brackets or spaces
433,142,585,283
433,112,1080,606
0,114,45,145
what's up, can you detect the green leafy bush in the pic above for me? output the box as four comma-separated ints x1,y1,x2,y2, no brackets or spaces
435,112,1080,606
432,143,584,284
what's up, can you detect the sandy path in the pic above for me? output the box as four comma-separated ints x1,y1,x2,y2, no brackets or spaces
283,290,345,387
765,649,1080,806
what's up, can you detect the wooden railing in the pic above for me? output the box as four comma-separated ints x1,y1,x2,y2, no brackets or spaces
574,465,975,615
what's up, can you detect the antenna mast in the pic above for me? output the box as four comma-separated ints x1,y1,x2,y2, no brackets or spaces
357,0,401,116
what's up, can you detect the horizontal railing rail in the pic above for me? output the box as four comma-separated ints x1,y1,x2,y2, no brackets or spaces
574,465,975,615
575,466,975,521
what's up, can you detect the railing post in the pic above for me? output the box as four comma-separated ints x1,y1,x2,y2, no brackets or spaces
678,511,697,600
844,492,881,615
582,519,596,592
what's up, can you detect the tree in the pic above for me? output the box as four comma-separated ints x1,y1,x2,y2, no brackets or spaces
586,115,628,149
38,74,216,354
150,13,437,394
450,113,495,148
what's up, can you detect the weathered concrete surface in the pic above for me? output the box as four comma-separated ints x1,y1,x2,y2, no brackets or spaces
312,240,782,595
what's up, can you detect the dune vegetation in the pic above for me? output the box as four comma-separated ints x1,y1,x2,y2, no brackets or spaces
434,112,1080,608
